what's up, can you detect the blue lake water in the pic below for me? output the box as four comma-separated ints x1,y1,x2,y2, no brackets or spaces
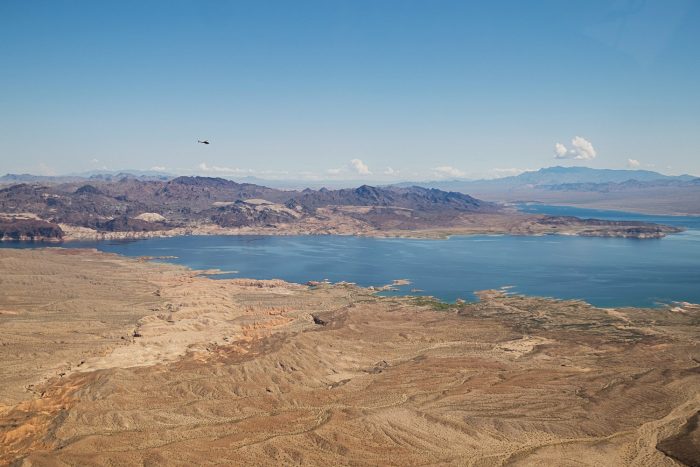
516,203,700,229
2,205,699,308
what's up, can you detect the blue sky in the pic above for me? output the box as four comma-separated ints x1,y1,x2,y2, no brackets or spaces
1,0,698,180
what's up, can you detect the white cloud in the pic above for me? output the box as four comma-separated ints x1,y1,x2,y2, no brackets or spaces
350,158,371,175
571,136,597,159
432,166,466,178
383,167,395,175
35,162,55,176
150,166,167,171
626,158,641,168
197,162,250,174
490,167,529,178
327,159,373,177
257,169,289,176
554,143,568,158
554,136,597,160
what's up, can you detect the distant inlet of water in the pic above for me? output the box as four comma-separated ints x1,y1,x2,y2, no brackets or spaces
2,205,699,308
515,203,700,230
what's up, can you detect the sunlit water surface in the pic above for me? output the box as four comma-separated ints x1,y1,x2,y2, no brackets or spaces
3,205,699,307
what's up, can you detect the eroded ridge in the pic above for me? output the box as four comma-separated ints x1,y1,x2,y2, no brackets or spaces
1,249,698,466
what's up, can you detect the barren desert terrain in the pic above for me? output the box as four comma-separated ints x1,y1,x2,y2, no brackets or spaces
0,248,698,466
0,178,681,242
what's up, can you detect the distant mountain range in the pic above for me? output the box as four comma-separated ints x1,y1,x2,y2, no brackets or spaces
0,171,172,184
388,166,700,215
540,178,700,193
0,171,385,190
502,166,696,184
397,167,700,215
394,166,698,192
3,166,697,190
2,165,698,220
0,174,679,241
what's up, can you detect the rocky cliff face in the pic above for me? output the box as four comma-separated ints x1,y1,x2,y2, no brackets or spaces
0,218,63,241
209,201,300,228
291,185,495,212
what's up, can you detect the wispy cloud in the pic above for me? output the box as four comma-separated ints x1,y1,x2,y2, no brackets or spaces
554,136,597,160
198,162,251,174
489,167,530,178
35,162,56,176
626,158,641,168
88,158,109,171
432,166,466,178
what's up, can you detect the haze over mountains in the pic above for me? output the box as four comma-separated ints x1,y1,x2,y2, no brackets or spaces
3,166,698,216
395,167,700,215
2,165,696,187
2,166,699,224
394,166,698,190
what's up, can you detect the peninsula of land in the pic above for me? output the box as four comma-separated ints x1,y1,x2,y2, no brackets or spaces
0,176,681,241
0,248,698,465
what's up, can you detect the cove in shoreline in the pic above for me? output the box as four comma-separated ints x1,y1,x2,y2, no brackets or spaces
3,230,699,308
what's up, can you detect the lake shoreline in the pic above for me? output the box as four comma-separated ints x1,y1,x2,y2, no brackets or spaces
1,247,699,465
33,213,689,242
3,227,699,308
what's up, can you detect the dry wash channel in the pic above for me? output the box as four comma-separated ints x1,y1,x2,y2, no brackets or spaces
0,248,698,466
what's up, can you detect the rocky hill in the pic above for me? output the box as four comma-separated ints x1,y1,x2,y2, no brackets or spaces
0,218,63,241
0,177,680,240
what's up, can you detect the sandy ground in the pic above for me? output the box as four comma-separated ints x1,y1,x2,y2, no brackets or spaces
0,248,698,466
